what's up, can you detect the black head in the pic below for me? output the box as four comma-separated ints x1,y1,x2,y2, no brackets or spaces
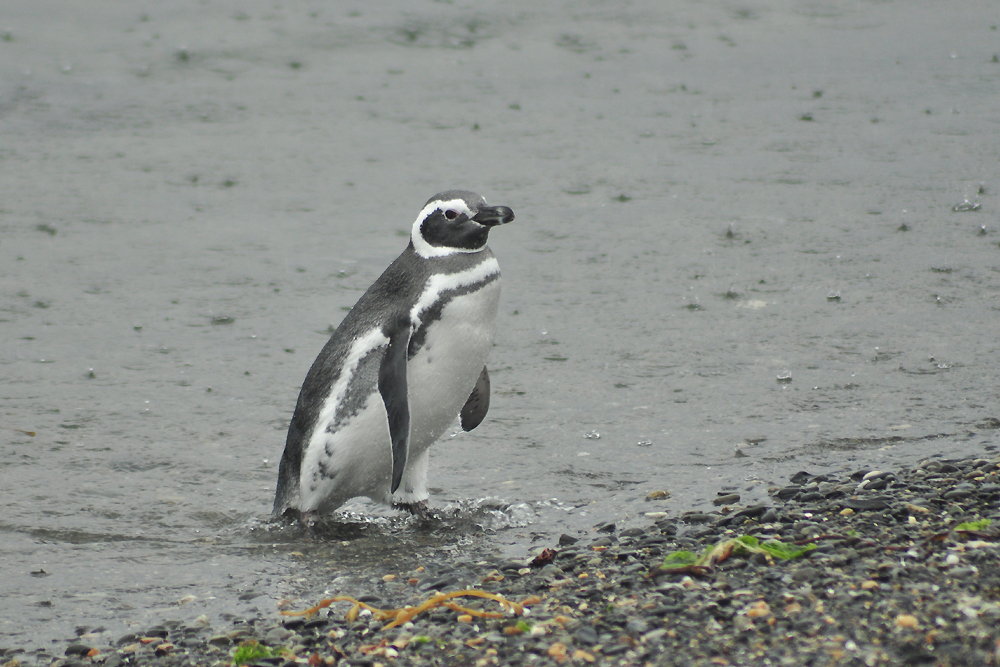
411,190,514,258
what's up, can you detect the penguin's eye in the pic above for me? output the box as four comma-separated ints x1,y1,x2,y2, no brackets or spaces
444,209,458,220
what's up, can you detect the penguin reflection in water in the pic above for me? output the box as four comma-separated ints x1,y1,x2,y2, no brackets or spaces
273,191,514,524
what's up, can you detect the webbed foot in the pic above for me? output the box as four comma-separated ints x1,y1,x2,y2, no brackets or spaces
395,500,432,520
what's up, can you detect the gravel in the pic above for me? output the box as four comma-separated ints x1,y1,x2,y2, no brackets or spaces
3,453,1000,666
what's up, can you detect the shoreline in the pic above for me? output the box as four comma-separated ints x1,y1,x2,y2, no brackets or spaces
4,451,999,667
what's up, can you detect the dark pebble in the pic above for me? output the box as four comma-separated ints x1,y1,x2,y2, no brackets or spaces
789,471,814,484
558,534,579,545
733,504,768,519
775,486,801,500
602,643,631,656
144,625,169,638
625,618,649,634
575,625,598,645
943,485,974,500
64,644,92,657
791,566,821,583
843,497,891,510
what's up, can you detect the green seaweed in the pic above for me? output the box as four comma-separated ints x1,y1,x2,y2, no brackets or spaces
955,518,992,531
233,641,282,666
659,535,816,574
662,550,701,567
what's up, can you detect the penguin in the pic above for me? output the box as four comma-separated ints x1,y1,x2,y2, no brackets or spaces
273,190,514,522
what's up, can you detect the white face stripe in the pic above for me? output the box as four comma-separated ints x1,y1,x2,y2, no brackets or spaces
411,198,483,259
302,327,389,485
409,256,500,326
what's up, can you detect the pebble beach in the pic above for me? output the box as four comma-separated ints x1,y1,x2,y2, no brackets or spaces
5,451,999,667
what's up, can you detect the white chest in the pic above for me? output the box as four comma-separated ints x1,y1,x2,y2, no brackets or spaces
407,278,501,449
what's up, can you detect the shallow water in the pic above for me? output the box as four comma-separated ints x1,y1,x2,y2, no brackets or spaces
2,0,1000,651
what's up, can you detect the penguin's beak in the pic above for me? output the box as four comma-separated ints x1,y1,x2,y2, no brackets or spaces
472,205,515,227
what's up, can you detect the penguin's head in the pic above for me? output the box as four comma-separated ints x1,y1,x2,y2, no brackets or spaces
411,190,514,259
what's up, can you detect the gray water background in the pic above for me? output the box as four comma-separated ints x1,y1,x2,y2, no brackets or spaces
2,0,999,651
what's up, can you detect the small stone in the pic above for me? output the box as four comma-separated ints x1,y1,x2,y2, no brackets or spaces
574,625,598,645
775,486,801,500
745,601,771,618
895,614,920,629
558,534,579,546
713,493,740,506
265,628,291,644
843,498,890,511
547,643,568,661
64,644,92,657
943,486,973,500
733,504,768,519
791,567,820,583
642,628,667,643
625,618,649,634
760,508,780,523
154,643,174,656
419,576,458,591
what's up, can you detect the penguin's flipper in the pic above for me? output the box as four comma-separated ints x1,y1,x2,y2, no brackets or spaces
460,365,491,432
379,318,411,494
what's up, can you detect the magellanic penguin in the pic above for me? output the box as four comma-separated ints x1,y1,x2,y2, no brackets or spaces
273,190,514,521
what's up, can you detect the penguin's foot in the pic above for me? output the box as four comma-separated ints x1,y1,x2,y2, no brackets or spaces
395,500,432,520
